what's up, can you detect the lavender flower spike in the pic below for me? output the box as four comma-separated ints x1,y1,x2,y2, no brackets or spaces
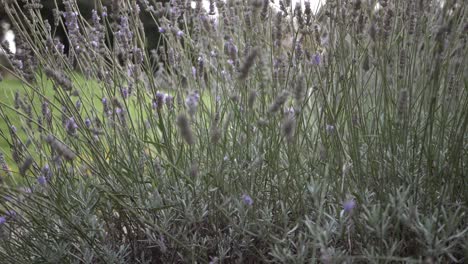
38,175,47,185
241,194,253,206
343,199,356,213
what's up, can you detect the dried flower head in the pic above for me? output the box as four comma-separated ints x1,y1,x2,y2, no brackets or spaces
176,113,194,145
239,47,259,81
397,89,408,122
186,91,200,117
268,90,289,113
45,135,76,161
282,115,296,143
19,156,33,176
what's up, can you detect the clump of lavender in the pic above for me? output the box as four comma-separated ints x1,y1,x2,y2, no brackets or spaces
0,1,466,262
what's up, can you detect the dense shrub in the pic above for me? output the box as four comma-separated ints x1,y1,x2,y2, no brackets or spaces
0,0,466,263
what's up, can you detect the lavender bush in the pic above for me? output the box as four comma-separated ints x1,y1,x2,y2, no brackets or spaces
0,0,467,263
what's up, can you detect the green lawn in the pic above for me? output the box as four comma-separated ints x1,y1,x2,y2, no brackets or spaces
0,77,25,161
0,73,185,178
0,74,105,177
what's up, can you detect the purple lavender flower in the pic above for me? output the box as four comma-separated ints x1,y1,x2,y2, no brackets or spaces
209,257,219,264
63,1,81,51
75,99,81,110
41,100,50,117
0,153,11,176
41,164,52,180
343,199,356,213
102,7,108,18
159,27,166,33
165,95,174,109
38,175,47,185
89,9,105,54
312,53,321,65
326,124,335,134
15,60,23,70
85,118,92,128
92,9,100,24
224,39,238,62
176,30,184,38
5,210,16,218
133,3,141,14
186,91,200,116
66,117,78,135
56,41,65,54
0,216,6,225
241,194,253,206
191,66,197,78
116,16,134,54
153,91,166,110
121,87,129,99
133,48,144,64
102,97,110,114
127,64,137,78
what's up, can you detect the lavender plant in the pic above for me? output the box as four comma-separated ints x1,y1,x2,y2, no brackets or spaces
0,0,466,263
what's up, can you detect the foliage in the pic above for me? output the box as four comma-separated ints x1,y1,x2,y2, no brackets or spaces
0,0,466,263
